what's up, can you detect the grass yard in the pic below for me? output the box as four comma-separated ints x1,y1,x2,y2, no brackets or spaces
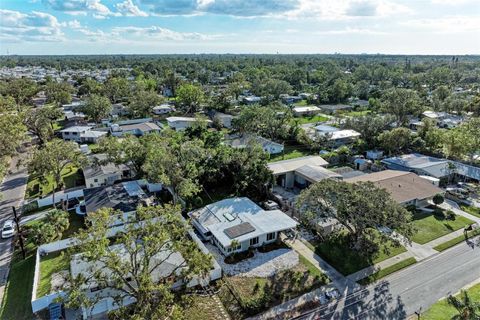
295,114,329,124
293,100,309,106
26,164,84,199
304,231,407,276
37,251,69,298
269,145,315,162
410,211,473,244
422,282,480,320
434,228,480,252
357,257,417,285
460,205,480,218
183,295,228,320
219,257,328,319
0,255,35,320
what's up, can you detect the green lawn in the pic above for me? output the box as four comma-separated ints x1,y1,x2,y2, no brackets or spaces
269,145,315,162
460,205,480,218
434,228,480,252
37,251,69,298
410,211,473,244
0,255,35,320
337,110,372,118
304,231,407,276
293,100,309,106
422,282,480,320
357,257,417,285
295,114,329,124
26,164,84,199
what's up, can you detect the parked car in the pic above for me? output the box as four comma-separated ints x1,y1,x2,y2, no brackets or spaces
325,288,341,300
1,220,15,239
263,200,280,210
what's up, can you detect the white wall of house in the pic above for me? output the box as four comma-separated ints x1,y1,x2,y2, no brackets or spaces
62,131,82,142
86,173,122,188
168,120,192,131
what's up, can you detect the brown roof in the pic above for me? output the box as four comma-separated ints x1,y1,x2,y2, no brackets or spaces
345,170,443,204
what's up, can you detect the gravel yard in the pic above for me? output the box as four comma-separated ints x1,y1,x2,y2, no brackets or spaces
207,244,299,277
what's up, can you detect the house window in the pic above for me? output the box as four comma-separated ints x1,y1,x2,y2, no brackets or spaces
267,232,276,241
250,237,259,246
94,178,98,183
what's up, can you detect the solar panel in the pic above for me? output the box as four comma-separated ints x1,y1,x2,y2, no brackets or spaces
224,222,255,239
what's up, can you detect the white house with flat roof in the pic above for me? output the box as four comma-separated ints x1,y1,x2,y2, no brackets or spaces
311,125,361,147
226,134,284,155
166,116,213,131
292,106,321,117
188,197,297,256
268,155,340,190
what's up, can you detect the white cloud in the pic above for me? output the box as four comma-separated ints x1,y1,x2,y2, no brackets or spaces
115,0,148,16
111,26,214,40
0,9,63,42
42,0,118,17
403,16,480,33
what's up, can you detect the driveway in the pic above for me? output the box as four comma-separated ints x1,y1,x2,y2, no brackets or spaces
0,155,28,301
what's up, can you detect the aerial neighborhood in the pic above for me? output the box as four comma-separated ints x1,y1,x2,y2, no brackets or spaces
0,53,480,320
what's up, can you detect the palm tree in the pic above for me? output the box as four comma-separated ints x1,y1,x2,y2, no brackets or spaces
447,290,480,320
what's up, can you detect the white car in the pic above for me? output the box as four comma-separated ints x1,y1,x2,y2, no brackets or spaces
1,220,15,239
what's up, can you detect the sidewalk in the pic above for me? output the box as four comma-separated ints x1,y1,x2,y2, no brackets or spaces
346,251,414,282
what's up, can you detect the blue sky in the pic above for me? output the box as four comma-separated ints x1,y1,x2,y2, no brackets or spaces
1,0,479,55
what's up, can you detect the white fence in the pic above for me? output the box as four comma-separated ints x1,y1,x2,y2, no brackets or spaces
36,188,84,208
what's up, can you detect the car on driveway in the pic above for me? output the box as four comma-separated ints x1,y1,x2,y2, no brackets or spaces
1,220,15,239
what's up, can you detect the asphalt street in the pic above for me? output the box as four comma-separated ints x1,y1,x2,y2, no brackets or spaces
297,236,480,320
0,155,28,300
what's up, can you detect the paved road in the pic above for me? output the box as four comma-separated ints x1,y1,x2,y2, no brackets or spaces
296,237,480,320
0,155,28,301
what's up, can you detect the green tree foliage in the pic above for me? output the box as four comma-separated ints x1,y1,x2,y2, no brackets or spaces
128,90,163,118
0,78,38,105
28,139,87,205
24,106,63,145
446,290,480,320
63,206,212,320
98,135,148,176
381,88,422,126
297,179,414,256
82,94,112,122
30,209,70,245
77,77,103,97
378,127,413,155
176,83,204,114
104,76,130,103
45,80,74,106
342,115,395,149
144,133,206,204
233,104,293,141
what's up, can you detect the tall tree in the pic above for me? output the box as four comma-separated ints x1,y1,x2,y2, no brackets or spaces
28,139,87,206
0,78,38,105
297,179,413,255
98,135,147,176
45,80,74,106
381,88,422,126
64,205,213,319
82,94,112,123
128,90,163,118
176,83,204,114
24,106,63,145
144,134,206,204
104,76,130,103
378,127,413,155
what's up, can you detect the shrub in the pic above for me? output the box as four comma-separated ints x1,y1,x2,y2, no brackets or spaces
22,201,38,214
446,210,456,220
433,208,446,219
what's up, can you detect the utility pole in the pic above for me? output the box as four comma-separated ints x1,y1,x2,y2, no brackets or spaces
12,206,25,260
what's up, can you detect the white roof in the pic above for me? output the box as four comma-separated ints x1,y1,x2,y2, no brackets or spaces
293,106,321,113
329,129,361,140
167,116,212,123
60,126,92,133
80,130,107,138
189,197,297,247
268,156,329,175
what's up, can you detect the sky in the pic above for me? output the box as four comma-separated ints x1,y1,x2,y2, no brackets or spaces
0,0,479,55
